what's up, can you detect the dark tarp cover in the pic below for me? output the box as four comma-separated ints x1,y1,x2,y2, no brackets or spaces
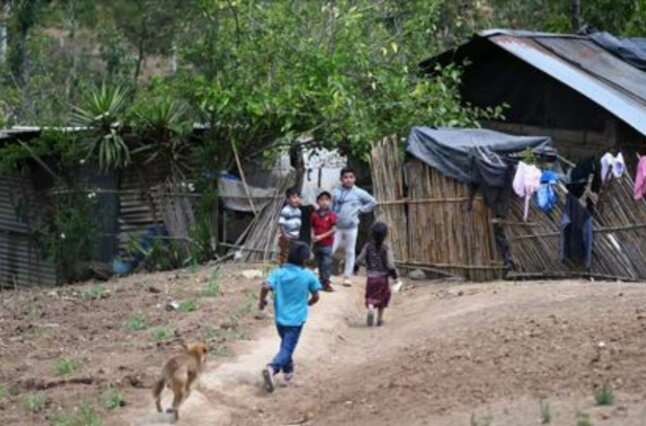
590,32,646,72
405,126,553,183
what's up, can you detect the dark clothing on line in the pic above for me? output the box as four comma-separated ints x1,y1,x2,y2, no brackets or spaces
566,156,601,199
467,152,516,219
467,150,515,269
560,193,593,268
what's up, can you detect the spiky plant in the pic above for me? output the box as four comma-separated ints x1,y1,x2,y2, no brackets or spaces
131,98,192,180
71,84,130,171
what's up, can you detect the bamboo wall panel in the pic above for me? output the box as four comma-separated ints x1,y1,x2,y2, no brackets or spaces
369,136,408,263
370,136,500,281
406,161,499,281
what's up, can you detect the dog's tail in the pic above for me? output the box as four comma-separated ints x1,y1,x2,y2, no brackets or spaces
152,376,166,400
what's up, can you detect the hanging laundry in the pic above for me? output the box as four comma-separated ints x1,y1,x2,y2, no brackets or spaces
467,149,515,269
600,152,626,182
467,149,515,218
635,155,646,201
566,156,601,199
560,193,593,268
512,161,542,220
535,170,560,212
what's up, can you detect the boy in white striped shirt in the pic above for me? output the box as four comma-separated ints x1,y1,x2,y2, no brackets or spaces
277,187,302,264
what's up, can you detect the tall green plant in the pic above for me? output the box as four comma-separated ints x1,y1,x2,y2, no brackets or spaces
71,84,130,171
45,190,99,284
130,97,192,179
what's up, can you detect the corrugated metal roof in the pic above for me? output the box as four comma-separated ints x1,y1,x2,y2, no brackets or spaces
423,29,646,137
489,35,646,136
533,37,646,104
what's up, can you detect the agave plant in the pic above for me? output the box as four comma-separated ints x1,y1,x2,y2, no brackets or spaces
71,84,130,171
131,98,192,179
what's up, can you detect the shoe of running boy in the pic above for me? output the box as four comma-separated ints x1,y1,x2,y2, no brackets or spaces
262,366,275,393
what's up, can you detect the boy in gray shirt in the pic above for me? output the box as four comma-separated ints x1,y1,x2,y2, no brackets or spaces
332,167,377,286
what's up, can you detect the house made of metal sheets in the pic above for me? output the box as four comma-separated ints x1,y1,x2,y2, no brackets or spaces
421,30,646,164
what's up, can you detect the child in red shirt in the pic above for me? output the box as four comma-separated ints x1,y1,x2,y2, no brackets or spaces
310,191,337,292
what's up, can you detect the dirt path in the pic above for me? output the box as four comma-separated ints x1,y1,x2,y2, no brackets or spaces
118,276,364,426
119,278,646,426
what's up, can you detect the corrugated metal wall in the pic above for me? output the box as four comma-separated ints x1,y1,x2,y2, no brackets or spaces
118,163,171,249
0,175,56,288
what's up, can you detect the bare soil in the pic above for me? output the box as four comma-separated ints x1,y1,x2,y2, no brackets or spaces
0,263,267,426
3,269,646,426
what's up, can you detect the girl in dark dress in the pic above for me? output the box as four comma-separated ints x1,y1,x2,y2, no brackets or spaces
354,222,400,326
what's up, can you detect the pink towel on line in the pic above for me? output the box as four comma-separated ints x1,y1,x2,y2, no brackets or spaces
635,156,646,201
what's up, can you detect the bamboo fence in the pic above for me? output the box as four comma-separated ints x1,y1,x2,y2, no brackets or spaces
370,135,646,282
371,136,500,281
370,135,408,263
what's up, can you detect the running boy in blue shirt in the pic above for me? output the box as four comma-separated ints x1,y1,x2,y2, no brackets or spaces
259,241,321,392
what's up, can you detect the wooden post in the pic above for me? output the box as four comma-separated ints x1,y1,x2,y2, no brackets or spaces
230,138,257,215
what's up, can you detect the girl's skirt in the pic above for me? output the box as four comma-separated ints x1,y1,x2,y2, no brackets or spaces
365,275,391,308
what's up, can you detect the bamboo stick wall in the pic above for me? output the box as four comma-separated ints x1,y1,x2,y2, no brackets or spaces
370,136,501,281
406,161,500,280
370,136,408,263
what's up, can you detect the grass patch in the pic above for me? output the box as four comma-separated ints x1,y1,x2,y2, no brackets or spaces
202,325,224,340
178,299,198,313
124,312,147,332
470,414,492,426
55,358,81,376
232,290,257,321
203,266,221,297
102,387,125,410
243,288,258,302
150,325,174,342
52,402,102,426
575,411,592,426
595,383,615,406
29,307,43,319
82,285,107,300
540,400,551,424
23,393,46,413
0,382,18,400
209,344,230,357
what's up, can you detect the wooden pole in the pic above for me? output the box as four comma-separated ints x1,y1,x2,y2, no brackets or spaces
230,138,257,216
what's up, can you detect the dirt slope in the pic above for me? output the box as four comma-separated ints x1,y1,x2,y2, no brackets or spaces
119,278,646,426
0,264,266,426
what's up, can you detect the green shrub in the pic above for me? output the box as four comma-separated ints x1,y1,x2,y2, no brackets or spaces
124,312,147,331
102,387,125,410
55,358,81,376
595,383,615,406
23,393,46,413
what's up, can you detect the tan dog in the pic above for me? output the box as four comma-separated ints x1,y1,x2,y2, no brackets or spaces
152,341,208,422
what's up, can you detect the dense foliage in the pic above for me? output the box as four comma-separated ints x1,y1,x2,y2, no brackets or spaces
0,0,643,282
